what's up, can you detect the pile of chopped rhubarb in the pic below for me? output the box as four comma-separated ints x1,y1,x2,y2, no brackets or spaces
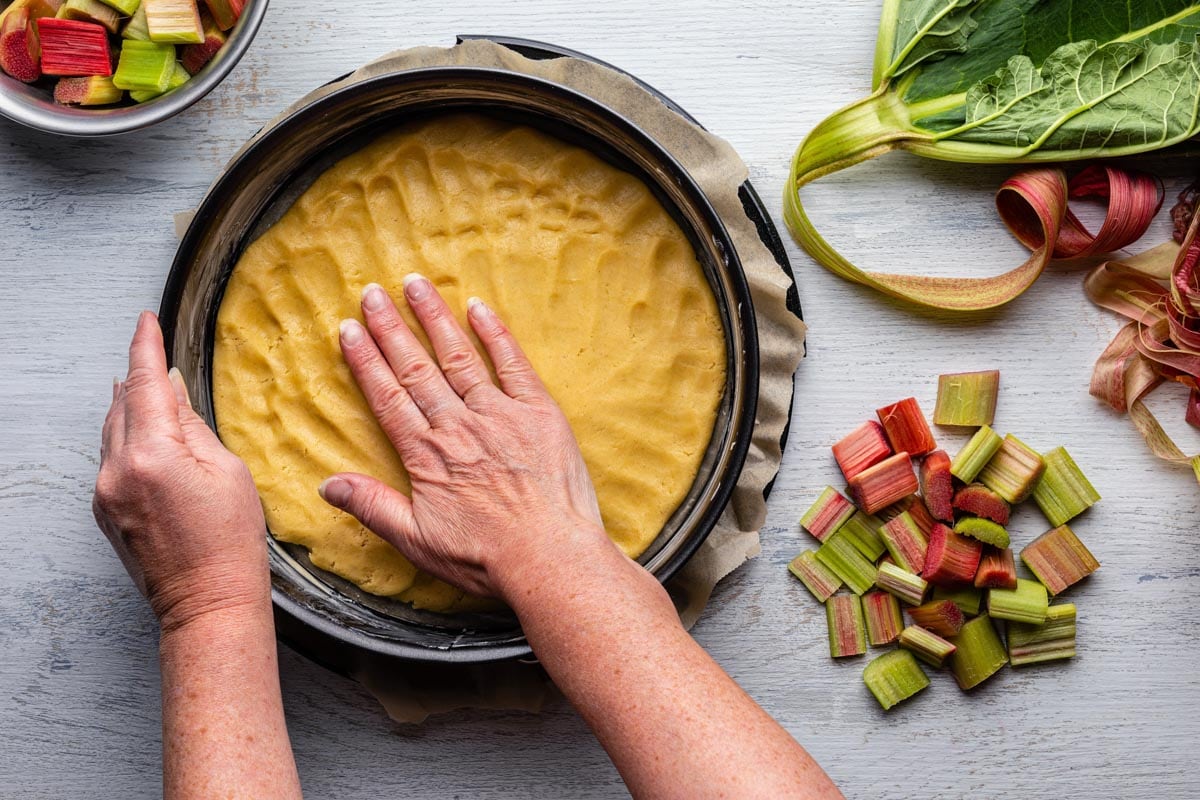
789,371,1101,710
0,0,243,106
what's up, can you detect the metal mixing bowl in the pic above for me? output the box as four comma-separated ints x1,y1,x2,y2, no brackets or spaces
0,0,268,136
159,62,760,666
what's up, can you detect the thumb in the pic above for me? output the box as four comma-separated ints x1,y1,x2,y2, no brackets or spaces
168,367,224,452
318,473,418,550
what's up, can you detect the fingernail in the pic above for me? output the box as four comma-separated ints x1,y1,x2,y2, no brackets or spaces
403,272,431,301
362,283,387,312
467,296,490,319
339,319,365,345
319,477,353,509
112,377,121,401
167,367,190,405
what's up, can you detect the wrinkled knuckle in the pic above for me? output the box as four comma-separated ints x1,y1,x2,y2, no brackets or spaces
395,358,437,388
372,385,413,427
440,347,478,377
93,470,120,510
122,450,161,483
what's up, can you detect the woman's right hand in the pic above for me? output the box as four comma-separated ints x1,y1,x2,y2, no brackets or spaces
318,275,615,602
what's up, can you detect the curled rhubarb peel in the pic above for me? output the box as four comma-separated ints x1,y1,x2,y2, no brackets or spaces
1082,197,1200,486
785,163,1159,312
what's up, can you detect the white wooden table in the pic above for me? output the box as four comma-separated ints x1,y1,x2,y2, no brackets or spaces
2,2,1198,797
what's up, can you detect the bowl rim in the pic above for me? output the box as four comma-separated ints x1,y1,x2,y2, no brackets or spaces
0,0,270,137
160,65,760,664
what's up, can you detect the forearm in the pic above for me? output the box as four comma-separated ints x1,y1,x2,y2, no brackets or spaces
159,598,302,800
503,532,842,800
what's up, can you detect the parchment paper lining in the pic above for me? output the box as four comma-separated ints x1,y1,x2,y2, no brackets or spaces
213,39,807,723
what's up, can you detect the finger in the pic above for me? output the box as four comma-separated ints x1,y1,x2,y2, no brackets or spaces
124,311,184,443
358,278,462,423
168,367,219,451
466,297,550,403
318,473,419,552
383,279,493,403
101,379,126,461
339,319,431,449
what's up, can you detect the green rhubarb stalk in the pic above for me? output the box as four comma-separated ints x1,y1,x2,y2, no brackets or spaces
129,60,186,102
863,649,929,710
1032,446,1101,527
879,511,928,574
899,624,956,668
58,0,122,33
954,516,1009,548
934,370,999,427
1007,603,1077,666
788,551,842,603
122,2,148,39
950,614,1008,690
112,39,175,91
863,590,904,646
987,578,1049,625
950,425,1002,483
98,0,142,14
783,1,1200,312
827,594,868,658
800,485,857,542
839,510,887,562
816,531,879,596
875,561,929,606
932,585,983,616
143,0,201,43
978,434,1046,503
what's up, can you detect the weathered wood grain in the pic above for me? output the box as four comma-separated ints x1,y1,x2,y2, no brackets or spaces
1,1,1198,797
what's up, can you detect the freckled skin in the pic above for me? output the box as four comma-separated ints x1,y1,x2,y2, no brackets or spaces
94,294,842,800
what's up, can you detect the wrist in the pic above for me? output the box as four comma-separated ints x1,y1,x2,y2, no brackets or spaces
492,519,621,605
152,562,271,637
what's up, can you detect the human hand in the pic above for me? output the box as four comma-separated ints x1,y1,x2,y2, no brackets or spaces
318,276,614,602
93,312,270,631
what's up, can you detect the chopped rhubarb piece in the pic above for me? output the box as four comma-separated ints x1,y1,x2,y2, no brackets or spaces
879,511,929,574
1188,389,1200,429
799,486,855,542
53,74,122,104
122,1,148,39
974,547,1018,590
36,17,111,75
987,578,1049,625
97,0,141,13
901,495,936,536
899,625,956,668
953,483,1011,525
815,531,878,596
847,452,918,514
144,0,201,42
863,590,904,646
954,516,1010,548
919,449,954,522
788,551,841,603
876,397,937,456
978,434,1045,503
863,650,929,710
0,0,61,25
112,38,173,91
950,424,1003,483
839,511,886,562
906,599,965,637
180,14,224,73
1021,525,1099,595
129,59,185,101
0,7,40,83
1032,446,1100,527
832,420,891,482
923,523,983,587
826,594,867,658
932,585,983,616
202,0,240,31
950,614,1008,690
875,562,928,606
934,370,1000,427
1007,603,1077,666
58,0,122,34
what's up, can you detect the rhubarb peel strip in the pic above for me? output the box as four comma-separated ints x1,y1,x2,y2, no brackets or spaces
1082,195,1200,486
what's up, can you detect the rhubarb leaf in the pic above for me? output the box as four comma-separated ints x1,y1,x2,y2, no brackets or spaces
875,0,978,87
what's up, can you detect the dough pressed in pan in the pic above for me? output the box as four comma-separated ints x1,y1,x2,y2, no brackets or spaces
213,113,727,611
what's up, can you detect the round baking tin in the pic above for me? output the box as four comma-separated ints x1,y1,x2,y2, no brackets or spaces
160,39,795,669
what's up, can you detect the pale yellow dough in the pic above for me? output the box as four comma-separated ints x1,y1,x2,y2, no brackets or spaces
213,114,726,611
